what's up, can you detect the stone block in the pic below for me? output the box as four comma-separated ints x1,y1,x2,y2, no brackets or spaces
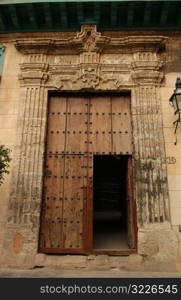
0,129,16,145
164,73,179,88
45,255,87,269
170,207,181,226
160,87,173,100
87,254,96,260
109,256,127,269
0,76,20,89
34,254,47,267
0,116,17,129
0,88,20,102
0,100,19,115
128,254,143,265
165,141,181,159
13,233,24,254
167,159,181,176
162,113,175,128
87,255,110,270
172,226,181,242
138,222,179,271
138,229,159,257
163,128,175,143
167,175,181,191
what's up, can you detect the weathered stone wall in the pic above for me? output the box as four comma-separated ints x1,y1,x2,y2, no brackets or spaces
0,28,180,271
160,37,181,265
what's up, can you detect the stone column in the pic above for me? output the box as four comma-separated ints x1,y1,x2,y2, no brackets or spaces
3,54,49,267
131,52,178,269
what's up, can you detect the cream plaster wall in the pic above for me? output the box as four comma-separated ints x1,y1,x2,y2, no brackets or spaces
0,43,20,250
160,72,181,259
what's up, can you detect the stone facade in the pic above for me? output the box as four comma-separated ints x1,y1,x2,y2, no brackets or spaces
0,26,180,271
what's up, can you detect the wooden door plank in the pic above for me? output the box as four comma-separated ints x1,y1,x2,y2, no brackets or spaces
85,153,93,250
65,96,88,154
63,155,86,249
89,96,112,154
127,156,136,249
41,155,65,249
111,95,132,154
47,96,67,153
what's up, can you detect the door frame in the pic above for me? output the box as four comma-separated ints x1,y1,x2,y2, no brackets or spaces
39,92,137,255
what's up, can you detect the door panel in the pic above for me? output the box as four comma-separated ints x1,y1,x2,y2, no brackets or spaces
63,155,86,249
66,97,89,154
111,95,132,154
89,96,112,153
40,95,88,252
47,96,67,153
40,155,64,249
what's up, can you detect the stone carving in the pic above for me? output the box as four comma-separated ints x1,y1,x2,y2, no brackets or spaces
53,76,64,90
76,25,102,52
15,25,167,55
75,67,101,89
166,156,176,164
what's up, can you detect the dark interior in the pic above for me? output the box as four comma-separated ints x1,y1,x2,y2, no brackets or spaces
93,155,129,250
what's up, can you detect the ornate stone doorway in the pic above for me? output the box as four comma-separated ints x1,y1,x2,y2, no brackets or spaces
4,25,175,268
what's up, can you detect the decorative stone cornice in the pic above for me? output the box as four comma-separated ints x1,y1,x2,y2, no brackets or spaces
14,25,167,55
15,25,167,89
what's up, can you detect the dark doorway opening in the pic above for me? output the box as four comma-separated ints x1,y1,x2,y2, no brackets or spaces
93,155,130,250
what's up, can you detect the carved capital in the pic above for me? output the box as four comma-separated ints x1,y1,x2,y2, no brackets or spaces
132,61,163,71
19,62,49,86
132,51,163,72
19,72,49,86
20,63,49,73
132,70,164,85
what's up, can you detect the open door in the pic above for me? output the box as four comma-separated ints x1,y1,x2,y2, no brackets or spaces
127,157,137,249
39,95,89,253
39,93,137,254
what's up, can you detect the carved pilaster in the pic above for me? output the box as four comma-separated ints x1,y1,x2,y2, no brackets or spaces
8,86,48,226
131,50,170,225
8,54,48,229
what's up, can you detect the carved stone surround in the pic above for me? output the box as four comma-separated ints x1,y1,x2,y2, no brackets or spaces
4,25,172,261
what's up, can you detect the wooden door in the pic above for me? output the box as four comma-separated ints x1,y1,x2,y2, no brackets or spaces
39,95,89,253
39,93,136,253
127,157,137,249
